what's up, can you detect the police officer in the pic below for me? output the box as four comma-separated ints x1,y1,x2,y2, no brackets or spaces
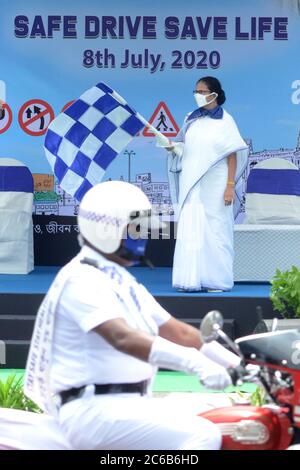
26,181,240,450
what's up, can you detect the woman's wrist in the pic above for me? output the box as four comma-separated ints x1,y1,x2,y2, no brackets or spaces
227,180,235,187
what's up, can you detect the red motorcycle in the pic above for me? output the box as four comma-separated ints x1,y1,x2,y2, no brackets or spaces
198,311,300,450
1,310,300,450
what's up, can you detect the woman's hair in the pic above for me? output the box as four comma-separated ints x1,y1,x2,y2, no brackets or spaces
196,76,226,105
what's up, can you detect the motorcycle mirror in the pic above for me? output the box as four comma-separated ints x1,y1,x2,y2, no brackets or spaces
200,310,244,358
200,310,224,343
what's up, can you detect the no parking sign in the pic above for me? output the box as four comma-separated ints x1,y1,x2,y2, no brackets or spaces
18,99,54,136
0,103,13,134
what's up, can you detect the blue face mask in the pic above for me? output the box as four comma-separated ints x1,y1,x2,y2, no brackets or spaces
117,235,148,266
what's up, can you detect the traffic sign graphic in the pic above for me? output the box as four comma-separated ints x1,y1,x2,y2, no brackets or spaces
18,99,54,136
0,103,13,134
61,100,76,113
143,102,179,137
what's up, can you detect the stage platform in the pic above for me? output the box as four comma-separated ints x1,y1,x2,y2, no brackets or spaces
0,267,276,369
0,266,271,297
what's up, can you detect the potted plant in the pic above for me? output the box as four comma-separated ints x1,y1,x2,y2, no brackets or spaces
0,374,40,412
268,265,300,330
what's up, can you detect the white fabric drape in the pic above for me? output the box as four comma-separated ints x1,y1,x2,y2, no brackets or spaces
0,159,34,274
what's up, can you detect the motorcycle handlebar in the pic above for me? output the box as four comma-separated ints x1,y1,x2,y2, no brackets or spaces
227,363,261,386
227,366,245,385
227,365,247,386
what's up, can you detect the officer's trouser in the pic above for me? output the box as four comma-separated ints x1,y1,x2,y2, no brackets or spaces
58,386,221,450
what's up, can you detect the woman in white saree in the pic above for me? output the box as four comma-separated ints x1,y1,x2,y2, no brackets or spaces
167,77,248,291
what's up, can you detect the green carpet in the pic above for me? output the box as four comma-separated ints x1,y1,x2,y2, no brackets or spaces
0,369,24,383
0,369,256,393
153,371,256,393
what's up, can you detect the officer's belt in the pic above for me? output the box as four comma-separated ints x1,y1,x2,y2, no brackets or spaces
59,380,148,406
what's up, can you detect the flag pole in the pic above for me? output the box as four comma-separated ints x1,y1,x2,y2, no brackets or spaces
136,113,169,142
110,91,182,156
136,112,182,157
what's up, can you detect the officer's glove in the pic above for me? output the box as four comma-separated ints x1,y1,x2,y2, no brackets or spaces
149,336,232,391
201,340,241,368
194,353,232,390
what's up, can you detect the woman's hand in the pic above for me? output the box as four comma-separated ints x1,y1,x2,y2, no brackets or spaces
156,134,174,151
223,185,235,206
165,144,175,151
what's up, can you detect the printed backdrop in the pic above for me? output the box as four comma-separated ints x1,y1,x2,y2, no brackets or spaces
1,0,300,223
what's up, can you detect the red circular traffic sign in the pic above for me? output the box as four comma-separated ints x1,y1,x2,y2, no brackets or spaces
18,99,54,136
0,103,13,134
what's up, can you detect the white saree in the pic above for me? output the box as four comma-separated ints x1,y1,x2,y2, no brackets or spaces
168,110,248,291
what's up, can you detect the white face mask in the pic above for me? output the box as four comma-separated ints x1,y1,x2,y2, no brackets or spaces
194,92,218,108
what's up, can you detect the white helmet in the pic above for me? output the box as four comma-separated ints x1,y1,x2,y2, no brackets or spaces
78,181,161,255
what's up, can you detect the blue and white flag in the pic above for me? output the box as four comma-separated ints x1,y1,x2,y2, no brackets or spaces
44,82,145,201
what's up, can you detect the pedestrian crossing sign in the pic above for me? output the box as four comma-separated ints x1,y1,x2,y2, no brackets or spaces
143,101,179,137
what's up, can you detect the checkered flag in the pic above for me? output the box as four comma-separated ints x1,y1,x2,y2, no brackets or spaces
44,82,145,201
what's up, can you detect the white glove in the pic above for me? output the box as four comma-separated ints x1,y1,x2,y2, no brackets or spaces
149,336,232,391
201,341,241,368
194,352,232,390
155,133,171,148
155,135,184,158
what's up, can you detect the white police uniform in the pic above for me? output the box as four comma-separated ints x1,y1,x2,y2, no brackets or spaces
50,245,221,450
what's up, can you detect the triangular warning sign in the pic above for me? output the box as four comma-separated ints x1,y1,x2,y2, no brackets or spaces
143,101,179,137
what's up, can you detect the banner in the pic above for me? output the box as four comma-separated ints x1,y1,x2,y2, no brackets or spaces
1,0,300,222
